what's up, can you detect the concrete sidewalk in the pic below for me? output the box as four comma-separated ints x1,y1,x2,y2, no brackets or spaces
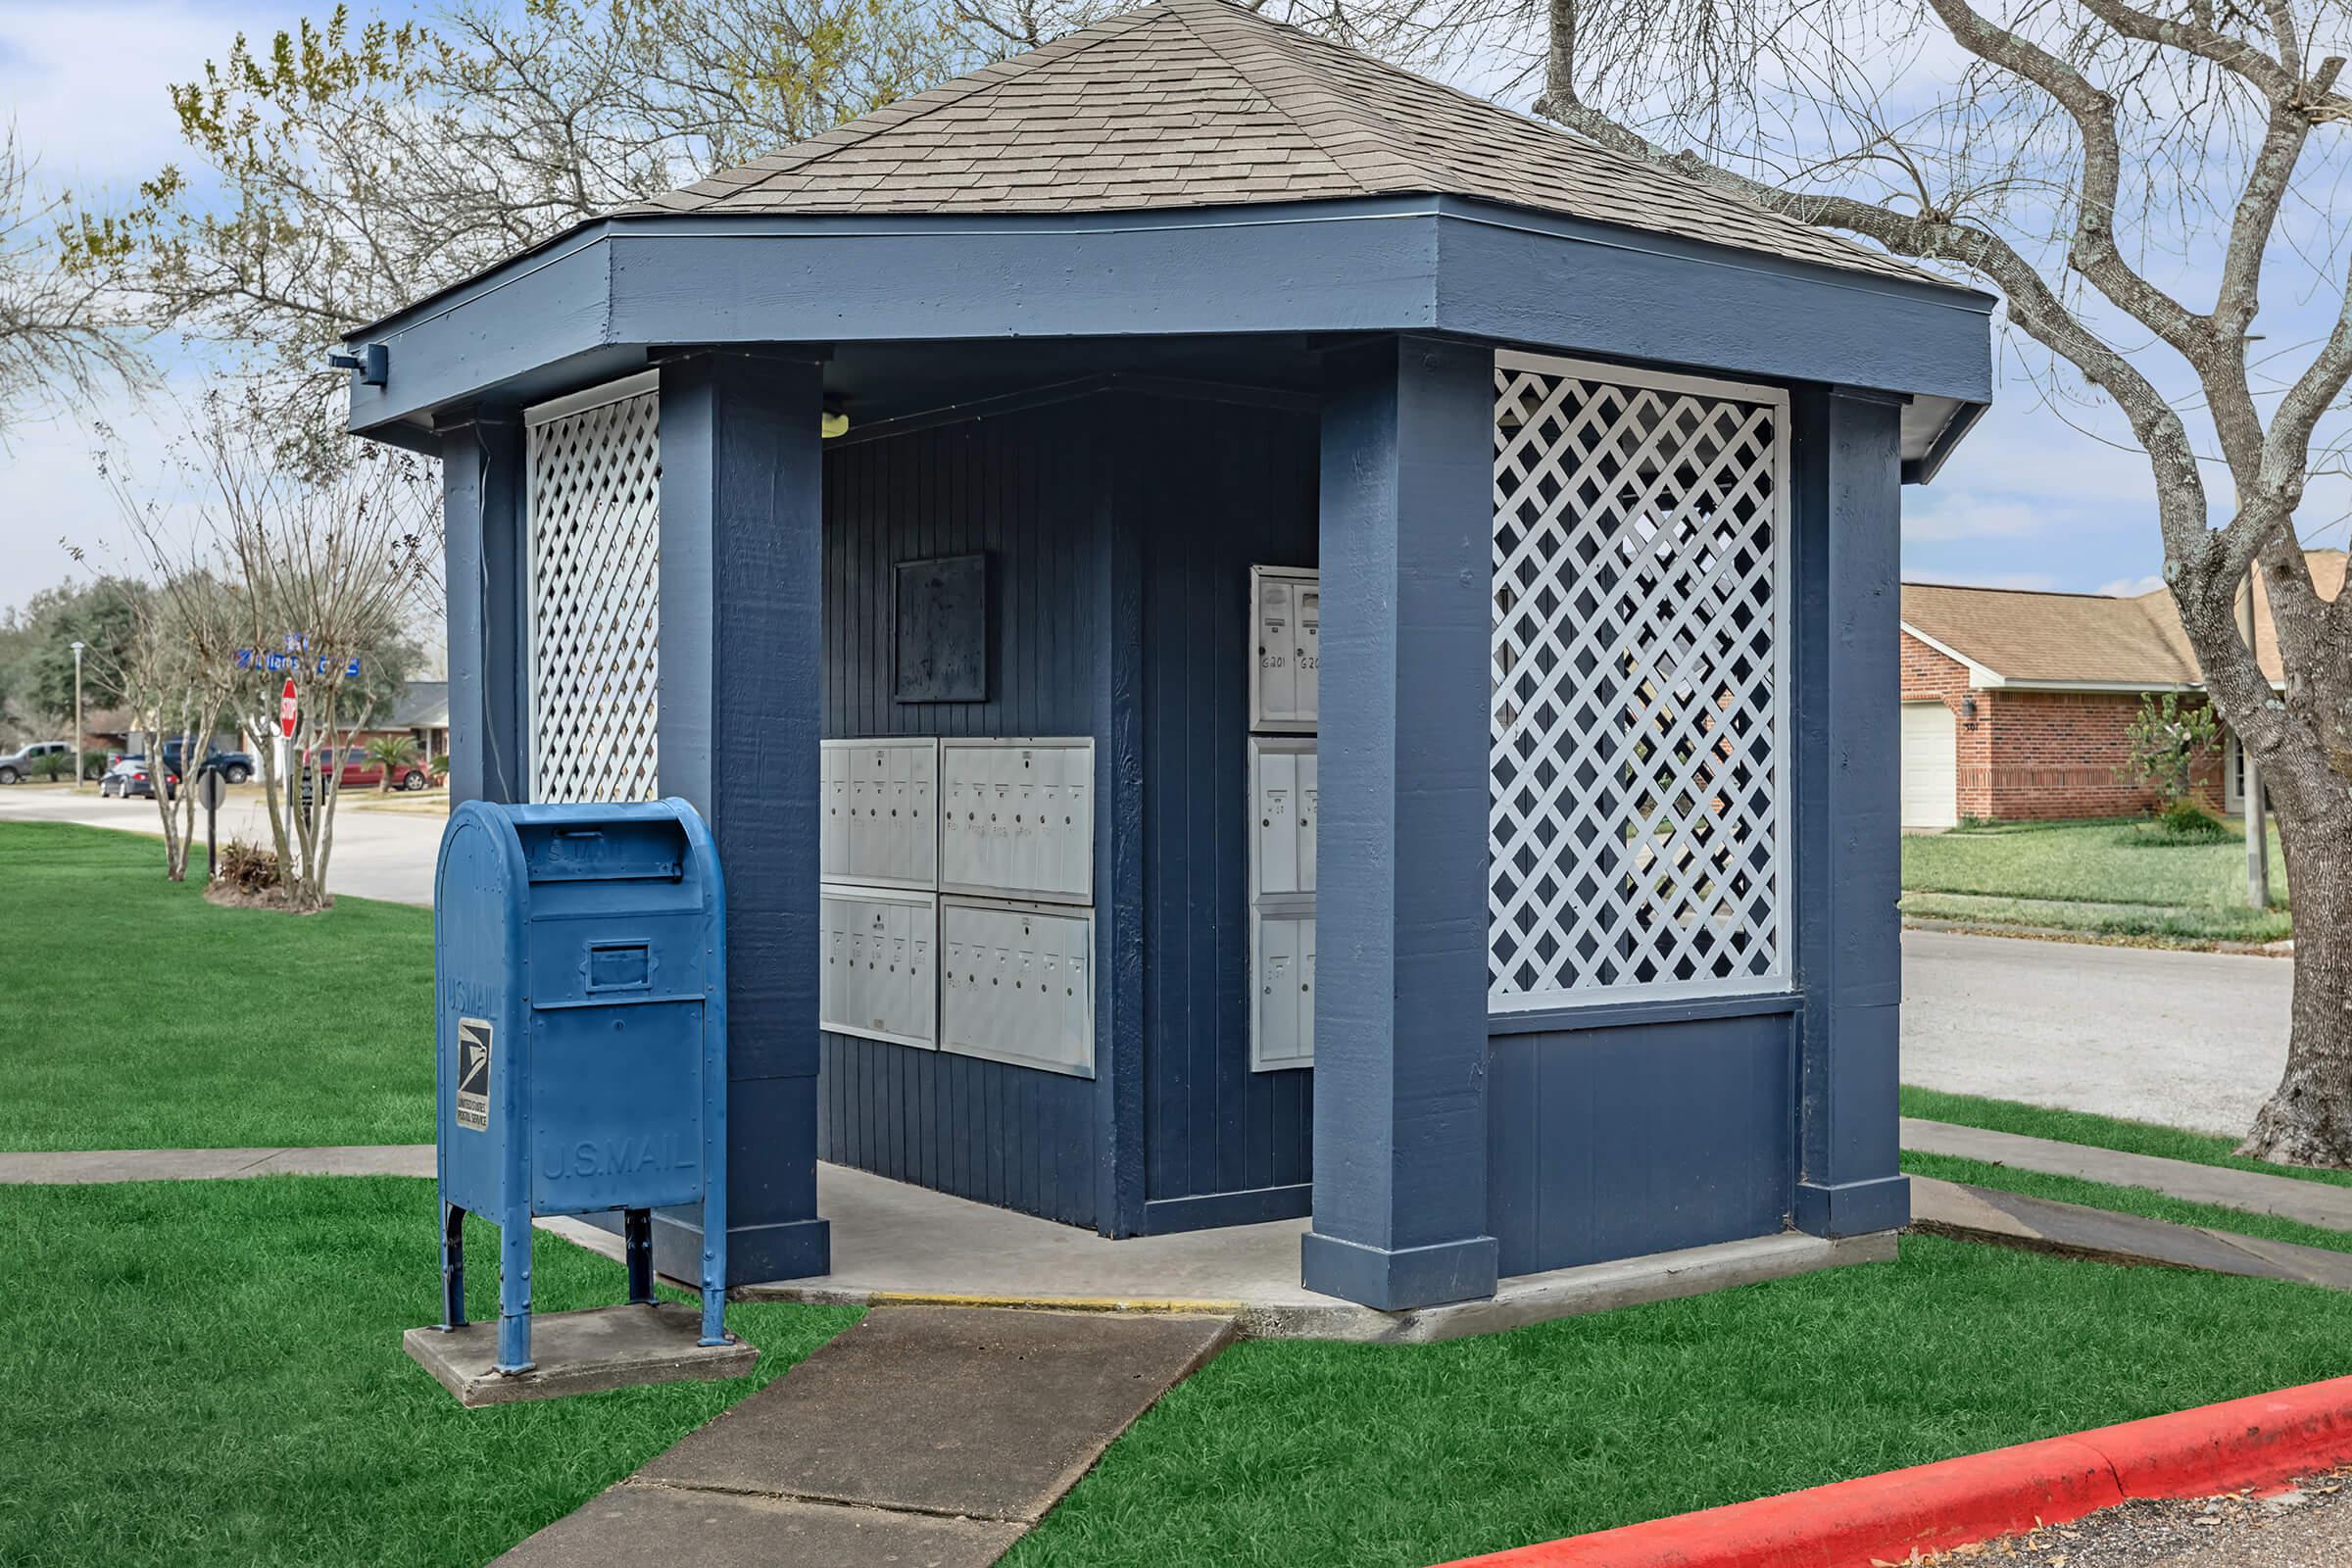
0,1145,434,1183
1909,1176,2352,1291
496,1306,1235,1568
1904,1117,2352,1231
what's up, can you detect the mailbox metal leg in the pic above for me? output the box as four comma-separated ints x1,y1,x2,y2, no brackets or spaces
439,1201,466,1331
699,1194,727,1348
495,1213,534,1374
624,1209,655,1305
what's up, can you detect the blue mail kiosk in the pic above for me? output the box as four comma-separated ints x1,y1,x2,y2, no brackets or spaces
434,798,730,1373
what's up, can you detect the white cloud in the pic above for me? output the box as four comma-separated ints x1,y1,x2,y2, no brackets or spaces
2095,573,2167,598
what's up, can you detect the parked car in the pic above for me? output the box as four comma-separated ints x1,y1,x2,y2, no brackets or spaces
0,741,73,785
306,744,431,792
161,740,255,784
100,756,176,800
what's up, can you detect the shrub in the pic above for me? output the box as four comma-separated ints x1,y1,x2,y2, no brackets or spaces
2118,800,2233,847
217,838,284,894
29,753,71,781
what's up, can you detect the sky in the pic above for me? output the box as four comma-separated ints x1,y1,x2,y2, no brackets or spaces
0,0,2340,614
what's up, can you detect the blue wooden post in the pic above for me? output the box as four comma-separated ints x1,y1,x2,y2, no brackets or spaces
434,409,527,804
1790,385,1910,1237
657,352,832,1284
1301,335,1499,1311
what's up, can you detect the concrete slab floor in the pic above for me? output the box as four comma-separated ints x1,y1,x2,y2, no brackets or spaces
542,1162,1896,1342
404,1301,758,1407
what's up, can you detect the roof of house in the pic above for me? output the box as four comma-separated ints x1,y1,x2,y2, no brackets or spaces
1900,551,2347,687
630,0,1944,290
386,680,449,729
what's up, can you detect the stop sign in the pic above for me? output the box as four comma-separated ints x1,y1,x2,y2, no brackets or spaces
278,677,299,740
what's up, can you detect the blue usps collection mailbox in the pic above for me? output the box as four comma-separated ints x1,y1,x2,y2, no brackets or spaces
433,798,730,1374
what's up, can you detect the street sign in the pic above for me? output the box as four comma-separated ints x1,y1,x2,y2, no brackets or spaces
196,768,227,813
279,677,299,740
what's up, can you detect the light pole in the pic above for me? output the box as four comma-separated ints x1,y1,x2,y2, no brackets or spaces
69,641,86,792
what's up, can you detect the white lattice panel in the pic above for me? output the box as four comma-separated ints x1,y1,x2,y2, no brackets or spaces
527,375,662,804
1490,354,1789,1008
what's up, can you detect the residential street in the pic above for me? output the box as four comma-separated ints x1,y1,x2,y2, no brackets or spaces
0,786,443,906
3,788,2299,1138
1902,928,2292,1135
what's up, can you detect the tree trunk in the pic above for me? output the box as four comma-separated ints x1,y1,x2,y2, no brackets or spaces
2238,792,2352,1165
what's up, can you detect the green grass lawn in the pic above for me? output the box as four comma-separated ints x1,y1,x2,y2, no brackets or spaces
0,1176,858,1567
14,1177,2352,1568
0,821,434,1151
1901,816,2291,945
1903,1086,2352,1192
1012,1234,2352,1567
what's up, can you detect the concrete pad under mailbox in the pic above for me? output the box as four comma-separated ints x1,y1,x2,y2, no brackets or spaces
404,1301,758,1407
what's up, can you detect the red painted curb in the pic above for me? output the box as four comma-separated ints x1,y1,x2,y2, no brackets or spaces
1438,1375,2352,1568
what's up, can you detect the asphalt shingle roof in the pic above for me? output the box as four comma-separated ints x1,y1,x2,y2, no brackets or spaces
1901,552,2347,686
627,0,1946,288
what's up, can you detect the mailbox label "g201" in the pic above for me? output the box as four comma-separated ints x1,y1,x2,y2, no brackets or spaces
455,1018,492,1132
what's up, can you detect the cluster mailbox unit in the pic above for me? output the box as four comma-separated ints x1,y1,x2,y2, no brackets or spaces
357,0,1991,1313
820,737,1096,1077
1250,566,1319,1072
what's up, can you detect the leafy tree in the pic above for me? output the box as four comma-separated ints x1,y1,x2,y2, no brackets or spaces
74,0,969,436
1281,0,2352,1163
362,732,420,791
12,577,151,723
2120,692,2221,811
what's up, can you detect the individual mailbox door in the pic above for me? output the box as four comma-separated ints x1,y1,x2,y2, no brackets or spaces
940,898,1094,1076
1250,566,1320,733
817,885,939,1050
1251,910,1315,1072
1250,738,1318,900
820,738,939,889
940,739,1094,904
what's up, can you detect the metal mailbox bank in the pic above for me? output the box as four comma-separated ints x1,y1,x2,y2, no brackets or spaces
433,798,729,1372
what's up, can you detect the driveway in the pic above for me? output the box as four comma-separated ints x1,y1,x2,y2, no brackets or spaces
1901,928,2291,1136
0,786,441,906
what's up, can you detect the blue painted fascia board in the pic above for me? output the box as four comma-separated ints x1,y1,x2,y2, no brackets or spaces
1430,196,1993,407
345,195,1992,443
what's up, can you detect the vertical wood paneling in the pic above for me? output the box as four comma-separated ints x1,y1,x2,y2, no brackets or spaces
817,403,1102,1231
1130,392,1320,1221
1485,1012,1796,1275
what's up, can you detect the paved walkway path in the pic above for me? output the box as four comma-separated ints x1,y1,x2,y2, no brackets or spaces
0,1146,433,1184
1909,1176,2352,1291
496,1305,1235,1567
1904,1118,2352,1230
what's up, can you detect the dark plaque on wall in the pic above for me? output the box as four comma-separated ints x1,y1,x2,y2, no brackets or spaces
894,553,989,703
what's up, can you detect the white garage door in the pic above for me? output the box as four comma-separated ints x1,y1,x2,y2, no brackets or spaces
1901,701,1959,828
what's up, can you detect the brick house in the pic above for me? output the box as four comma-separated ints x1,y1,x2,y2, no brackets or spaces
1897,551,2345,826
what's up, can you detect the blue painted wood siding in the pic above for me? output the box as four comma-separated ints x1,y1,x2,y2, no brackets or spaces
1486,1008,1795,1275
1125,391,1320,1230
818,401,1102,1229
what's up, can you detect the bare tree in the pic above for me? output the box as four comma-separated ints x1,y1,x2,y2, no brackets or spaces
1302,0,2352,1159
0,127,141,432
70,0,967,438
96,394,436,908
